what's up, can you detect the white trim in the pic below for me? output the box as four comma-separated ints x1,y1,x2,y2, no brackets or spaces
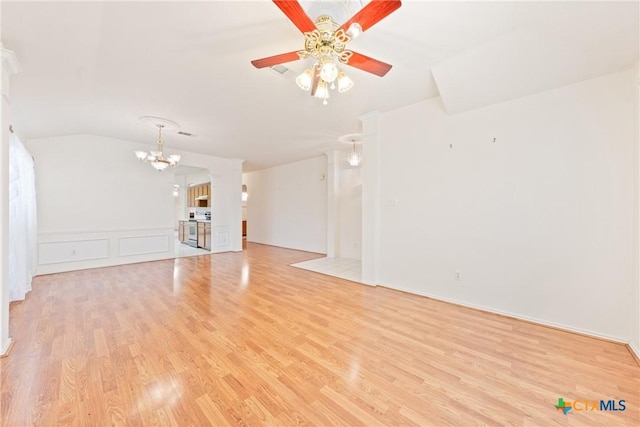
39,226,174,236
1,337,13,357
630,342,640,361
383,284,629,344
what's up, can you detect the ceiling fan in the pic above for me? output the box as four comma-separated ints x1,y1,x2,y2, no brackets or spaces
251,0,402,104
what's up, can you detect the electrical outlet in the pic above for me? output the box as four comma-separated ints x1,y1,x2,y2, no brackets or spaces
455,271,461,281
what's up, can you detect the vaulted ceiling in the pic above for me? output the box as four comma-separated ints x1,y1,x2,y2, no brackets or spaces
2,1,638,171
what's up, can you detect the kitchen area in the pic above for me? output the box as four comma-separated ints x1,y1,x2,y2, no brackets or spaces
175,167,213,257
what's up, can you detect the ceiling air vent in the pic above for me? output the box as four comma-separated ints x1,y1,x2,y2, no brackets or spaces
270,65,297,79
271,65,289,75
177,131,195,137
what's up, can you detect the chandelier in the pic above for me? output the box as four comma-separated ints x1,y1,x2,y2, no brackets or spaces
134,118,181,171
294,15,355,105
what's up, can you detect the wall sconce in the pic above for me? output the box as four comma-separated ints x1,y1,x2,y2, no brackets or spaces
173,184,180,197
242,184,248,201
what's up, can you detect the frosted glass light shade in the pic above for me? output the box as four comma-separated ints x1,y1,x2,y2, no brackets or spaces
320,61,338,83
347,151,361,166
151,160,170,171
337,71,353,93
295,68,313,91
135,151,148,161
314,81,329,99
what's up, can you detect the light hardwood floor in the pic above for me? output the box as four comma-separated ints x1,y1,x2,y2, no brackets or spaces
2,243,639,426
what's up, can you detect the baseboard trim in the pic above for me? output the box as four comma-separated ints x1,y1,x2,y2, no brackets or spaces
376,284,628,346
247,241,326,256
627,344,640,366
1,337,14,358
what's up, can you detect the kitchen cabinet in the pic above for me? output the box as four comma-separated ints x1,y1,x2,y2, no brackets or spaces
204,223,212,251
197,222,205,248
187,182,211,207
178,220,189,243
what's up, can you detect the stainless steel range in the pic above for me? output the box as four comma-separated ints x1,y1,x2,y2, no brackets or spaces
188,220,198,247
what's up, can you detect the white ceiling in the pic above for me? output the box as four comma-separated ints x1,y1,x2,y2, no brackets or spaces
2,1,638,171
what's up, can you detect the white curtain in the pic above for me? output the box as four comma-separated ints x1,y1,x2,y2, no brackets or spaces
9,132,37,301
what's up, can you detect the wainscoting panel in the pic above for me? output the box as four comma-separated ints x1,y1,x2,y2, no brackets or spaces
212,225,231,253
36,228,175,274
39,239,109,265
118,235,170,257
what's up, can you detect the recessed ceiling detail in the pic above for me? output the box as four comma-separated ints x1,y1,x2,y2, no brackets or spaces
138,116,180,132
338,133,363,144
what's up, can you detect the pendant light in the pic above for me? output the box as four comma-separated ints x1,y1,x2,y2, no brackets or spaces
339,133,363,167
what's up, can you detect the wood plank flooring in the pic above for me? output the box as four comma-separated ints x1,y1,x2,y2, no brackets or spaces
2,243,639,426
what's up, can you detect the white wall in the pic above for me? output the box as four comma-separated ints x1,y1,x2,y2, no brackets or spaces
244,156,327,254
186,170,210,186
31,135,176,232
372,68,636,342
632,61,640,357
28,134,242,274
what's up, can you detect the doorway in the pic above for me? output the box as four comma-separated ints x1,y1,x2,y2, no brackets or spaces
173,165,211,258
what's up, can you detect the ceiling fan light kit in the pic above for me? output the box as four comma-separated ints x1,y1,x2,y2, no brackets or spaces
251,0,401,105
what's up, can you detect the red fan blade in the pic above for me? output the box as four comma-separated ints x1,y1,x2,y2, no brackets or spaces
251,51,302,69
273,0,316,33
310,65,321,96
345,51,392,77
339,0,401,33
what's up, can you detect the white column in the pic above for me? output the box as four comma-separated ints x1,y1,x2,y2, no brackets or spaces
230,159,244,252
360,111,381,285
325,150,340,258
0,44,19,355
